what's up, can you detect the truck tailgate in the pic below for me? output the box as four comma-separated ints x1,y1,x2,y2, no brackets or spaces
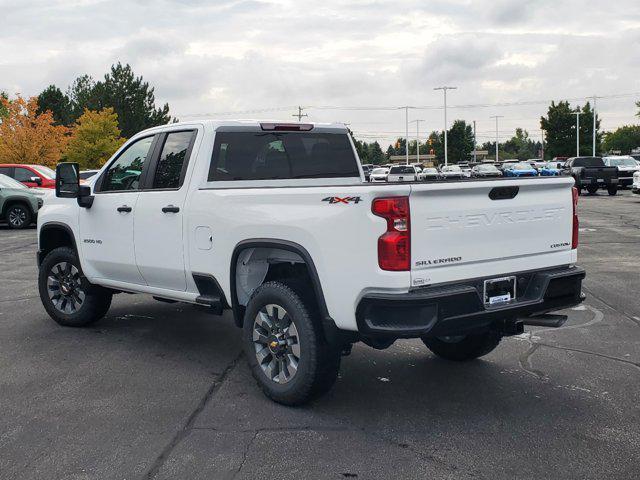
409,177,576,287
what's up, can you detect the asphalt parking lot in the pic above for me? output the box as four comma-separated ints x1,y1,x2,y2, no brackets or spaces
1,191,639,480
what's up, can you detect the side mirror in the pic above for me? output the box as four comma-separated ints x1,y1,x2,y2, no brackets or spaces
30,176,42,185
56,163,80,198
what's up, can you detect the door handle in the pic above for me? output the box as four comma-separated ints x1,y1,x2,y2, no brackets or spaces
117,205,132,213
162,205,180,213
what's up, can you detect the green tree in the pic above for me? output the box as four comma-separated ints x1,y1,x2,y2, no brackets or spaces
37,85,73,126
541,101,600,158
368,141,386,164
427,131,444,164
67,74,97,120
0,91,8,118
64,108,126,169
602,125,640,154
66,64,171,137
92,63,171,137
502,128,538,160
386,145,394,158
446,120,474,163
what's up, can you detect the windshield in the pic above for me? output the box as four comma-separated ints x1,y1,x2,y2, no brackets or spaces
32,165,56,179
371,168,388,174
606,157,637,167
0,174,28,189
424,168,437,173
544,162,560,169
513,163,533,170
442,166,461,172
478,165,498,172
389,166,415,174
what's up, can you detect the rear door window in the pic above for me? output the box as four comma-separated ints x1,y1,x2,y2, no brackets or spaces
208,131,359,181
150,131,196,189
573,157,604,167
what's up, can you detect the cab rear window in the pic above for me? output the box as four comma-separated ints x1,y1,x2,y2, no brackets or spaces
208,131,359,181
573,157,604,167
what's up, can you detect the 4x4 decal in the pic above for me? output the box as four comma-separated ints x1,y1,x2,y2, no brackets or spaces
322,196,362,204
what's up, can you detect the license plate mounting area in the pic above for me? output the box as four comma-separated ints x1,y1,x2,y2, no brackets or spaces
483,276,516,306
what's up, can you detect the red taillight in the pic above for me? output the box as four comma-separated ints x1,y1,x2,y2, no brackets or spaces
372,196,410,271
572,187,579,249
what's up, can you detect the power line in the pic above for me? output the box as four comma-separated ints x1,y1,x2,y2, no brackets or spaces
174,91,640,118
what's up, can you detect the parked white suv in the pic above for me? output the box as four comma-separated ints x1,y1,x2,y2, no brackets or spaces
387,165,419,182
369,167,389,183
37,120,585,405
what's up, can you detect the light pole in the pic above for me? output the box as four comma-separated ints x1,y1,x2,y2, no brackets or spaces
434,86,457,166
399,106,412,165
473,120,477,163
573,111,582,157
588,95,599,156
490,115,504,161
410,119,425,164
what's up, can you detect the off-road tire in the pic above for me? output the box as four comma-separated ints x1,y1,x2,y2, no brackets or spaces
38,247,112,327
607,186,617,196
243,281,341,405
586,185,599,195
5,203,32,229
422,331,502,362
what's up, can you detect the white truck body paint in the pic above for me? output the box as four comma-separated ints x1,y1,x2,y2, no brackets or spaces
38,120,579,332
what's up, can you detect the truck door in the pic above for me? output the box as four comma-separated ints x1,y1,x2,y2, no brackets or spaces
133,129,198,291
79,135,156,285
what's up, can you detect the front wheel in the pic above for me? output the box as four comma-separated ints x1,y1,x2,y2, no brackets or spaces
422,331,502,361
607,186,618,196
586,185,599,195
243,281,340,405
5,204,31,229
38,247,112,327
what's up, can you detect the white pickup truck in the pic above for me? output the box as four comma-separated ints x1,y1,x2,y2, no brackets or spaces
37,120,585,405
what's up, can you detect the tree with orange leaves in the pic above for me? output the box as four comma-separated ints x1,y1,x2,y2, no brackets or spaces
0,95,69,168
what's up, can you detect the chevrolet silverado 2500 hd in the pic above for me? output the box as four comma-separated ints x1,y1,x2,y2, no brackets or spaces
37,120,585,405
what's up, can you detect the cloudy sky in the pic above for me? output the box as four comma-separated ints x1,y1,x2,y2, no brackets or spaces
2,0,640,146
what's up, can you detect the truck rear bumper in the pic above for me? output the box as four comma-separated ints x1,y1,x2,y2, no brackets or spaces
355,265,585,338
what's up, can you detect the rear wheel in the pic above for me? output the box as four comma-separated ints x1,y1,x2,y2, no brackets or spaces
243,281,340,405
607,186,618,196
38,247,112,327
422,331,502,361
586,185,599,195
5,203,31,229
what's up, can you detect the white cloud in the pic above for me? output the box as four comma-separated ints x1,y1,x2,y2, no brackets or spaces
1,0,640,144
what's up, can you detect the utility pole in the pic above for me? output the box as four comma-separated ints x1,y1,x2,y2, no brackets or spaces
434,86,457,166
541,129,545,160
473,120,477,163
410,119,425,165
292,106,308,122
490,115,504,162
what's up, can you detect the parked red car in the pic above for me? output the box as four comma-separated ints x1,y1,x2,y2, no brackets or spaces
0,164,56,188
